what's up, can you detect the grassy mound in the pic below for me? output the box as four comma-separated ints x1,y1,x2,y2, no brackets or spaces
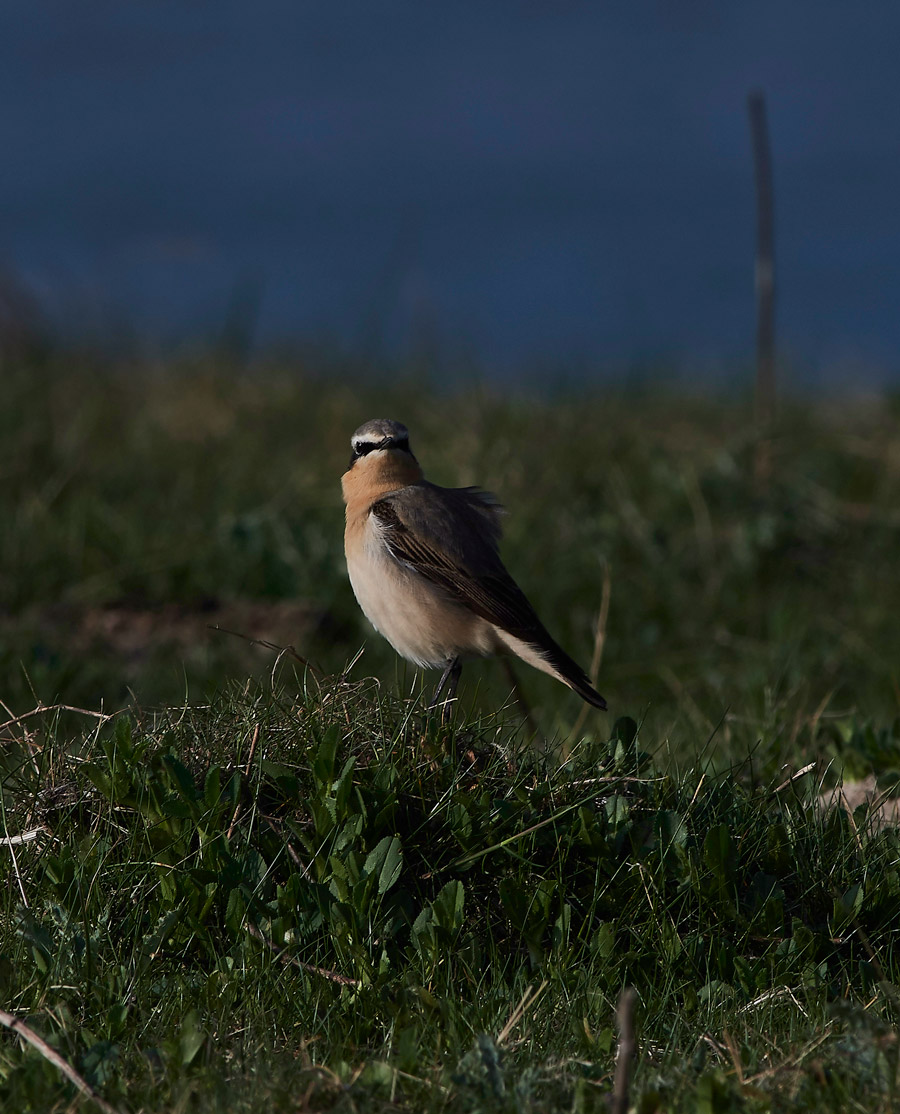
3,681,900,1111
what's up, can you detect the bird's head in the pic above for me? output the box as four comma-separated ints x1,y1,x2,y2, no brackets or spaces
347,419,415,470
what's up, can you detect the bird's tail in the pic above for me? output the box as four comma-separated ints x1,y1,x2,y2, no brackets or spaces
495,629,607,710
561,671,608,710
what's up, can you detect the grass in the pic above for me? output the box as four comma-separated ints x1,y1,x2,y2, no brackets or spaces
2,350,900,1111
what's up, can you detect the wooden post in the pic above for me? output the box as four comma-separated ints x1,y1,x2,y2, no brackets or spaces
747,91,775,483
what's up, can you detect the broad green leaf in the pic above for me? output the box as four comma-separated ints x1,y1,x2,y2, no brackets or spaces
431,880,465,935
591,922,615,959
179,1009,205,1066
163,755,199,804
363,835,403,895
82,761,113,801
313,725,341,785
203,766,221,810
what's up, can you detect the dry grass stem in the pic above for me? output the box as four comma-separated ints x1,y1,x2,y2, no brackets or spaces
246,923,359,987
497,979,548,1046
0,1008,124,1114
611,987,636,1114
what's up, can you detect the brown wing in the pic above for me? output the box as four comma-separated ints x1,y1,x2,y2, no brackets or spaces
365,494,605,708
370,492,546,640
370,487,607,709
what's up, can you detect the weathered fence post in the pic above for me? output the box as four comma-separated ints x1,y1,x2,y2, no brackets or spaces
748,90,776,484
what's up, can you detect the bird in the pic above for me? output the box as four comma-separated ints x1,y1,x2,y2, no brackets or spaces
341,418,607,711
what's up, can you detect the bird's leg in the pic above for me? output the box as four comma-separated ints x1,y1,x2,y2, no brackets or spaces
429,656,462,713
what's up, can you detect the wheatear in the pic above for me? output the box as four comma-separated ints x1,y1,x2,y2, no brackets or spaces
341,419,607,711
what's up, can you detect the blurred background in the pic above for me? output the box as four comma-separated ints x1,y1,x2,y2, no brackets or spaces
1,2,899,762
2,0,899,382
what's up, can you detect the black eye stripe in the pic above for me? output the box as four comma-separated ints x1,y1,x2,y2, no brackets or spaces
350,436,412,466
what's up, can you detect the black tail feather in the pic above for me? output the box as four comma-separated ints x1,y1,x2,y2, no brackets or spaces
531,637,608,710
565,673,608,710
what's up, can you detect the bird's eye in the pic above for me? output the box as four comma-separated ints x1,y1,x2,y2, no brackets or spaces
349,436,411,468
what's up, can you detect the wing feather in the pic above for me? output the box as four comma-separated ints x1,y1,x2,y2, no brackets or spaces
370,493,544,639
369,484,607,710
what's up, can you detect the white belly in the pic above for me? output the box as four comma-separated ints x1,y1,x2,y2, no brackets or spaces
346,522,496,669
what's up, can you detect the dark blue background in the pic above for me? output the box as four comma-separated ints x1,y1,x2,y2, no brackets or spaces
3,1,898,379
